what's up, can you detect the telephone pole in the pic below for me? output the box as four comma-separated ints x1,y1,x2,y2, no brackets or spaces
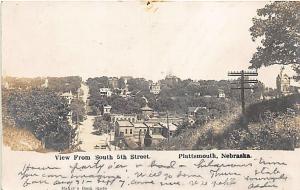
228,70,258,115
167,111,170,143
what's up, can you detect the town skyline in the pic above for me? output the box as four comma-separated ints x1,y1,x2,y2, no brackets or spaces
2,64,298,89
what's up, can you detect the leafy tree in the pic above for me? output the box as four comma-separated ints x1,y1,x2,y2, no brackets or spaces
127,78,150,93
126,99,141,113
118,78,126,89
93,116,110,134
3,77,44,89
102,113,111,122
110,97,141,114
48,76,82,93
174,121,192,136
86,77,109,90
3,76,82,93
249,2,300,73
89,105,98,115
144,127,152,147
7,89,74,150
70,98,86,123
184,81,201,96
110,97,128,113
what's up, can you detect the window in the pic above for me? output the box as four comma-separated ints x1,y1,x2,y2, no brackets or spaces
130,129,132,134
153,128,156,134
125,129,128,134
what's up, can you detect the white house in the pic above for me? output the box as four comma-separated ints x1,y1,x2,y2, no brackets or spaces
100,88,112,97
149,83,160,95
115,120,134,137
218,89,225,98
41,78,49,88
102,105,112,115
61,91,73,104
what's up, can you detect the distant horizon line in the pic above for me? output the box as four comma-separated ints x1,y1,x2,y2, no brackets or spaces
2,74,257,82
5,74,300,89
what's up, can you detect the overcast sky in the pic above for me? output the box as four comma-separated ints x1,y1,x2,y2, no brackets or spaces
2,1,298,88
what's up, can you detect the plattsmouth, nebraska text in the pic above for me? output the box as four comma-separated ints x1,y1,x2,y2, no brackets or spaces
179,153,251,159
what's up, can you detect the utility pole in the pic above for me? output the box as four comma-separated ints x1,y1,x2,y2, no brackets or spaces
76,112,80,148
167,111,170,143
228,70,258,115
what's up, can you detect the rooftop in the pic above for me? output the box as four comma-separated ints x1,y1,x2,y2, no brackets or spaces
188,106,207,113
141,104,153,111
61,91,73,97
145,122,162,128
133,122,148,128
111,113,137,117
100,88,111,92
116,120,133,127
159,122,178,131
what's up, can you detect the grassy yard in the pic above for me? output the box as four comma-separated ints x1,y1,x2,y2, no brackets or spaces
3,124,42,151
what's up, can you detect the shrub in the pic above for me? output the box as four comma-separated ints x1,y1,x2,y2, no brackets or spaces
225,112,300,150
93,116,110,134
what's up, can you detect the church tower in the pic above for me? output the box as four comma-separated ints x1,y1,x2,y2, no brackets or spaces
276,66,291,96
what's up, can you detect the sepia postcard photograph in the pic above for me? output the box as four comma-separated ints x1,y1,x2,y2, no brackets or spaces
1,0,300,189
